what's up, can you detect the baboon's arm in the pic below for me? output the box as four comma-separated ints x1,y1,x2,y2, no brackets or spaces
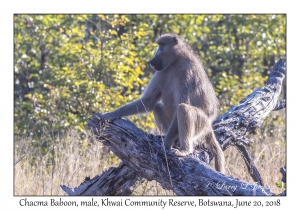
110,97,158,117
102,73,161,119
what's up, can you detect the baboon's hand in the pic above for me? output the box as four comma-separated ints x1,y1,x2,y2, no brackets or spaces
101,112,118,122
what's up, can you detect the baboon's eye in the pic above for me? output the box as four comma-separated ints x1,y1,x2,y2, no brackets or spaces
172,36,178,44
158,43,166,52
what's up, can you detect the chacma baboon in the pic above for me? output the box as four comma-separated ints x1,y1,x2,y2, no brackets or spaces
101,34,225,173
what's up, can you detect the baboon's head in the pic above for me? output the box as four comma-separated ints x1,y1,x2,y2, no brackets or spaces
149,34,182,71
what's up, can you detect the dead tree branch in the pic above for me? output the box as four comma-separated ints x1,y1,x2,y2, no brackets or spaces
61,59,286,196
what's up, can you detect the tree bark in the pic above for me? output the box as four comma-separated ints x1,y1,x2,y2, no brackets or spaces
61,59,286,196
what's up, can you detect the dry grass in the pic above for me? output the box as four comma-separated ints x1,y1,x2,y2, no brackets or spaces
14,130,120,196
14,112,285,196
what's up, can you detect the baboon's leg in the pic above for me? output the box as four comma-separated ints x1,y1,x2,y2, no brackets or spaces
163,113,179,150
153,103,169,135
176,103,225,172
175,103,210,156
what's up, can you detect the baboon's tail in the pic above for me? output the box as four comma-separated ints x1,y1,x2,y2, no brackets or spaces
207,131,225,174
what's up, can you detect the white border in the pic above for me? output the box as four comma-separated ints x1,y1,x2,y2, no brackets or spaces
2,0,298,209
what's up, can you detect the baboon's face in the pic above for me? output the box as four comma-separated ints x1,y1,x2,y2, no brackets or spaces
149,35,178,71
149,44,165,71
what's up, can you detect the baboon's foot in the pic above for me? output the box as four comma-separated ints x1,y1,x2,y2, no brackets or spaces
172,148,191,157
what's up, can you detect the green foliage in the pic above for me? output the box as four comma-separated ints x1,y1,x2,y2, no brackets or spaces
275,182,286,189
14,14,286,142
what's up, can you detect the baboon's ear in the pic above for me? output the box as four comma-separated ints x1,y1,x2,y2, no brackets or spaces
172,36,179,45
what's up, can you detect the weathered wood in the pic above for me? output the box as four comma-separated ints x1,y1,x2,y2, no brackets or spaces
235,144,264,186
61,162,142,196
61,59,286,196
214,58,286,149
213,58,286,185
273,99,286,111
